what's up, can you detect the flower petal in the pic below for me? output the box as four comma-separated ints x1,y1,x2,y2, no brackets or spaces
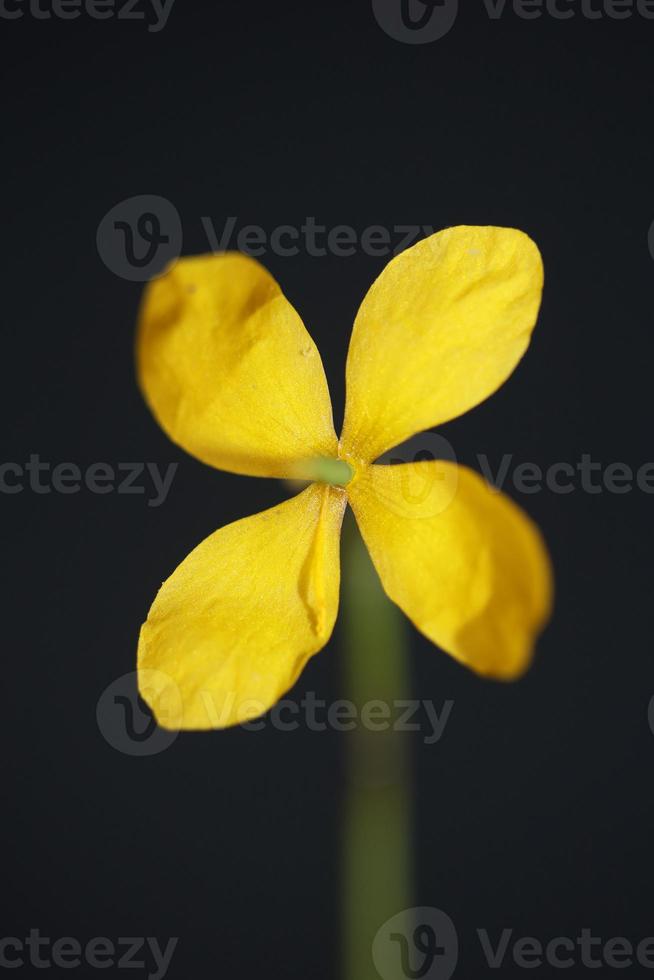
137,253,338,477
348,461,552,679
138,484,346,729
340,227,544,462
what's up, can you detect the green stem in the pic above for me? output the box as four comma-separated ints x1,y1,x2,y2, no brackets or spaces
341,511,413,980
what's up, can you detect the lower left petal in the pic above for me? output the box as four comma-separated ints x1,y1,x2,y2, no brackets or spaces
138,484,346,730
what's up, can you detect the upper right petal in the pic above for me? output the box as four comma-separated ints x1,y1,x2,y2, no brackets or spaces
137,253,338,477
340,227,544,463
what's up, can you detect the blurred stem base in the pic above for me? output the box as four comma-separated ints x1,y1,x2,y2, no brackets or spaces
341,511,413,980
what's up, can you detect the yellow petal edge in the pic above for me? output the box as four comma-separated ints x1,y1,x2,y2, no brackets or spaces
137,252,338,478
341,226,544,463
138,484,346,729
348,461,553,679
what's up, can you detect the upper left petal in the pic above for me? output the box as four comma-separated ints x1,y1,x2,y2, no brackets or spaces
138,483,346,730
137,253,338,477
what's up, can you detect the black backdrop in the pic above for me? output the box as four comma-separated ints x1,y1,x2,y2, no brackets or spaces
2,1,654,977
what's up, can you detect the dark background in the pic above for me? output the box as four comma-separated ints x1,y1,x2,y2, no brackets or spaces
2,0,653,977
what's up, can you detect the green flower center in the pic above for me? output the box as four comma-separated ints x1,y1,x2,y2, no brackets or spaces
303,456,354,487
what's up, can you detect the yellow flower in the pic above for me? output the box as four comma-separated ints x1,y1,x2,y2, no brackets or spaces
136,226,552,730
